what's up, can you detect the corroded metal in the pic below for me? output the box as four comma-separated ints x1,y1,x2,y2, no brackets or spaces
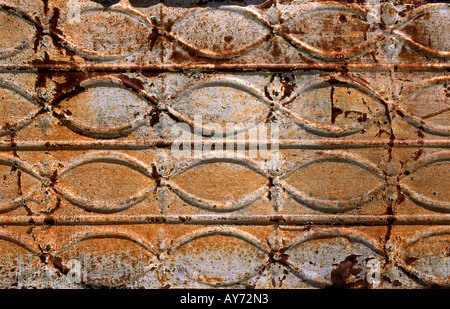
0,0,448,289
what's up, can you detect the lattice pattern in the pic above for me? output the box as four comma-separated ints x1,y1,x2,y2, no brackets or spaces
0,2,449,62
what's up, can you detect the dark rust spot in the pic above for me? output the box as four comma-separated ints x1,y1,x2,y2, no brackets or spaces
412,149,423,160
404,257,419,265
44,215,55,225
330,254,362,287
269,215,286,223
148,108,160,127
258,0,276,10
268,248,290,267
330,84,343,124
224,36,233,43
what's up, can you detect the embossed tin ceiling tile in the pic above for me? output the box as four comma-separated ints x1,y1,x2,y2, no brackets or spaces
0,0,448,289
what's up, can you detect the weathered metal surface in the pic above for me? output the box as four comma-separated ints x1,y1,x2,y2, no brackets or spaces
0,0,448,289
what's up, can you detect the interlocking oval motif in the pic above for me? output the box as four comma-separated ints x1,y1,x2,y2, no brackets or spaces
280,2,382,61
399,150,450,212
399,229,450,287
29,151,389,214
395,76,450,136
278,75,387,137
0,3,447,60
0,80,45,137
56,229,159,287
52,76,155,139
281,151,386,213
0,74,447,139
285,229,384,287
57,6,153,60
168,77,272,135
168,227,269,286
54,152,156,213
168,7,271,59
168,157,270,212
0,155,43,214
0,5,36,59
394,3,450,59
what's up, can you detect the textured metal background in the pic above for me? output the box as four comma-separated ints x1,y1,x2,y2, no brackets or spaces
0,0,448,288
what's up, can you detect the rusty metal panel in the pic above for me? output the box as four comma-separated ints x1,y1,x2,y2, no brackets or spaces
0,0,448,290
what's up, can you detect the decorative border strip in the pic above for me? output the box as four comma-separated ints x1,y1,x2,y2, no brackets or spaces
0,139,447,151
0,63,448,72
2,214,450,226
